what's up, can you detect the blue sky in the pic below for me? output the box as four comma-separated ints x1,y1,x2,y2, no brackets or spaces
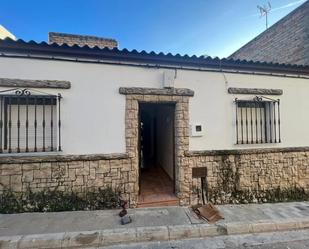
0,0,307,58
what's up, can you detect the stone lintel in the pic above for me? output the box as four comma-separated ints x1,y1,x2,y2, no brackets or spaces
119,87,194,96
0,78,71,89
0,153,129,164
185,146,309,156
228,87,283,95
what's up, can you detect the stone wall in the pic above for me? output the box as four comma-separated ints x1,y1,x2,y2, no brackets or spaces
229,1,309,65
48,32,118,49
1,147,309,207
185,148,309,205
0,154,138,205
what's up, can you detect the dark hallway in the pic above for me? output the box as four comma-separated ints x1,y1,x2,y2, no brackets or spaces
138,103,178,207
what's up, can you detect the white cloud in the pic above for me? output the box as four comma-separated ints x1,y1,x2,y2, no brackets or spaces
271,0,307,12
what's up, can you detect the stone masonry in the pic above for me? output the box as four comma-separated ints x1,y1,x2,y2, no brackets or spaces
0,153,137,204
229,1,309,65
186,148,309,205
48,32,118,49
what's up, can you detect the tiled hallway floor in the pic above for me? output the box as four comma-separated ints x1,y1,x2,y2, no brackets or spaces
138,167,179,207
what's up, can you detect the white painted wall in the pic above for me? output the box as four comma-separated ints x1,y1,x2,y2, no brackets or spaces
0,56,308,154
176,70,309,150
156,105,174,179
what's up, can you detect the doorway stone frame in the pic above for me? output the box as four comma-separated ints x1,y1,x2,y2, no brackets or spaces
119,87,194,206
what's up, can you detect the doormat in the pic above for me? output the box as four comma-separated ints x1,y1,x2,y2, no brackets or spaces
192,203,224,224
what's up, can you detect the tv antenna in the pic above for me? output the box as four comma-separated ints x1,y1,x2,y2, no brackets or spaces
257,2,271,29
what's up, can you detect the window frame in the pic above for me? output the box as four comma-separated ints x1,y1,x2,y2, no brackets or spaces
0,88,62,154
235,96,281,145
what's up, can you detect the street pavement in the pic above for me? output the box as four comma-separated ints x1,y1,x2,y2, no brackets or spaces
101,229,309,249
2,202,309,248
2,202,309,236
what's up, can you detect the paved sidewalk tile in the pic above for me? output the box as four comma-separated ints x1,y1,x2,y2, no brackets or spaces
1,201,309,248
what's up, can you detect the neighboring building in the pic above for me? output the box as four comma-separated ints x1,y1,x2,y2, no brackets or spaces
48,32,118,49
0,35,308,207
229,1,309,65
0,25,16,40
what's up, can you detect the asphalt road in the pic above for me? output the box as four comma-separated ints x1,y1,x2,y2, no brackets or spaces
101,229,309,249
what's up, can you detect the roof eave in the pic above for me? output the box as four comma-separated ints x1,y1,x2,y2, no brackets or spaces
0,39,308,76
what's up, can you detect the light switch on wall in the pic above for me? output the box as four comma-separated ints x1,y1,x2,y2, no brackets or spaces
191,123,204,137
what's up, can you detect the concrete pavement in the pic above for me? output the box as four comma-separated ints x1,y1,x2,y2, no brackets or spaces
1,202,309,248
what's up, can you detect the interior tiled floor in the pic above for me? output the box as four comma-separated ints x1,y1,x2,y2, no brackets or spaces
138,166,178,206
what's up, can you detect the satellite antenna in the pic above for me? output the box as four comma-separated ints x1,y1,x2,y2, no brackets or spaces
257,2,271,29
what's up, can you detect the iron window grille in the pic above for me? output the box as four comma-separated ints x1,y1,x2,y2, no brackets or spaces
235,96,281,144
0,88,62,153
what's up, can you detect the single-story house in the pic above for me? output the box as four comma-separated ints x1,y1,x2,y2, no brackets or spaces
0,33,309,207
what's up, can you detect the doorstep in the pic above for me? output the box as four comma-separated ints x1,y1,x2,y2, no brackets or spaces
137,193,179,207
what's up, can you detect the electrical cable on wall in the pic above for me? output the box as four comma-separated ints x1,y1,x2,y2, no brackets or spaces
219,59,238,99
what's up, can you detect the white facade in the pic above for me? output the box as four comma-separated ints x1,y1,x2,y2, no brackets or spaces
0,57,308,155
0,25,16,40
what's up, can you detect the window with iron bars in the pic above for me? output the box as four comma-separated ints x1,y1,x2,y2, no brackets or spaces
235,97,281,144
0,88,62,153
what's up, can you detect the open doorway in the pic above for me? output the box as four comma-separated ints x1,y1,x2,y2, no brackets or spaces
138,103,178,207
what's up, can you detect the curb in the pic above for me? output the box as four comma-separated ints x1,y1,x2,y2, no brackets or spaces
2,218,309,248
